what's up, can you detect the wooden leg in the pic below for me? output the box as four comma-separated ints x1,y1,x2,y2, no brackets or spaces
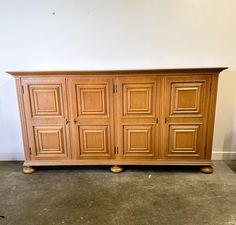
110,165,124,173
200,166,214,174
23,166,37,174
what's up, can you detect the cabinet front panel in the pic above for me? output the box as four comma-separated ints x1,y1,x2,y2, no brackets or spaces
29,84,64,118
123,125,155,157
168,78,209,118
68,78,114,159
76,84,108,117
33,125,69,159
167,124,203,158
117,78,160,159
79,125,110,157
162,76,211,159
123,83,155,117
22,78,71,160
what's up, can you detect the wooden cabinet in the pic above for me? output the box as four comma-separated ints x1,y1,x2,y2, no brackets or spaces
8,68,226,174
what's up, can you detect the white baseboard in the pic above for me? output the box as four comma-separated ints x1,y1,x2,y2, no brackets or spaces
212,151,236,160
0,152,24,161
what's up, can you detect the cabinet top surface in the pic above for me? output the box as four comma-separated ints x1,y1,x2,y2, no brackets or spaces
7,67,227,77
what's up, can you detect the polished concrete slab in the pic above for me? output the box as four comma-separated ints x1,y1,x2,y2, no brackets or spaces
0,161,236,225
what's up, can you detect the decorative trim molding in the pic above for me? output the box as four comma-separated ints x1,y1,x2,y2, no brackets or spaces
0,152,24,161
212,151,236,160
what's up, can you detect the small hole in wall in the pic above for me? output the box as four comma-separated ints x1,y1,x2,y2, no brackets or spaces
52,12,56,15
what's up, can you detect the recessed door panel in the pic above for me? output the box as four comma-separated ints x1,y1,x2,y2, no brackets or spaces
170,83,203,116
123,125,155,157
76,84,108,117
168,124,202,157
29,85,63,118
79,125,110,156
33,125,69,159
168,78,209,117
123,83,155,117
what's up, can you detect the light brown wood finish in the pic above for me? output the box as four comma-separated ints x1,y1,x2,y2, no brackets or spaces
205,74,220,160
8,68,227,173
8,68,227,77
15,78,31,160
23,159,213,166
110,165,124,173
162,76,211,160
200,166,214,174
21,78,71,160
23,166,37,174
68,78,114,160
117,77,160,159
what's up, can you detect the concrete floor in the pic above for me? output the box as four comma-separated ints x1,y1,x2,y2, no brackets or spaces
0,161,236,225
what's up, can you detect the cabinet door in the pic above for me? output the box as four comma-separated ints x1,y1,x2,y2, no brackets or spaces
22,78,71,160
117,77,160,159
162,76,211,159
68,78,114,159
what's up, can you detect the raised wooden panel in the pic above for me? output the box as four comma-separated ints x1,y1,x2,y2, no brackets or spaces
169,81,206,117
29,85,63,117
76,84,108,117
168,124,201,157
123,83,155,117
123,125,154,157
79,126,110,156
33,126,68,159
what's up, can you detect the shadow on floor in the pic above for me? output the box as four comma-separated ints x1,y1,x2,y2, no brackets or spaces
39,165,201,173
224,160,236,173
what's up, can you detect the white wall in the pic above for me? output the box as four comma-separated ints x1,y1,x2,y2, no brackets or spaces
0,0,236,160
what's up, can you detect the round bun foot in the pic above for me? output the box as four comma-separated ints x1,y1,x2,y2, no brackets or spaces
200,166,214,174
23,166,37,174
110,165,123,173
